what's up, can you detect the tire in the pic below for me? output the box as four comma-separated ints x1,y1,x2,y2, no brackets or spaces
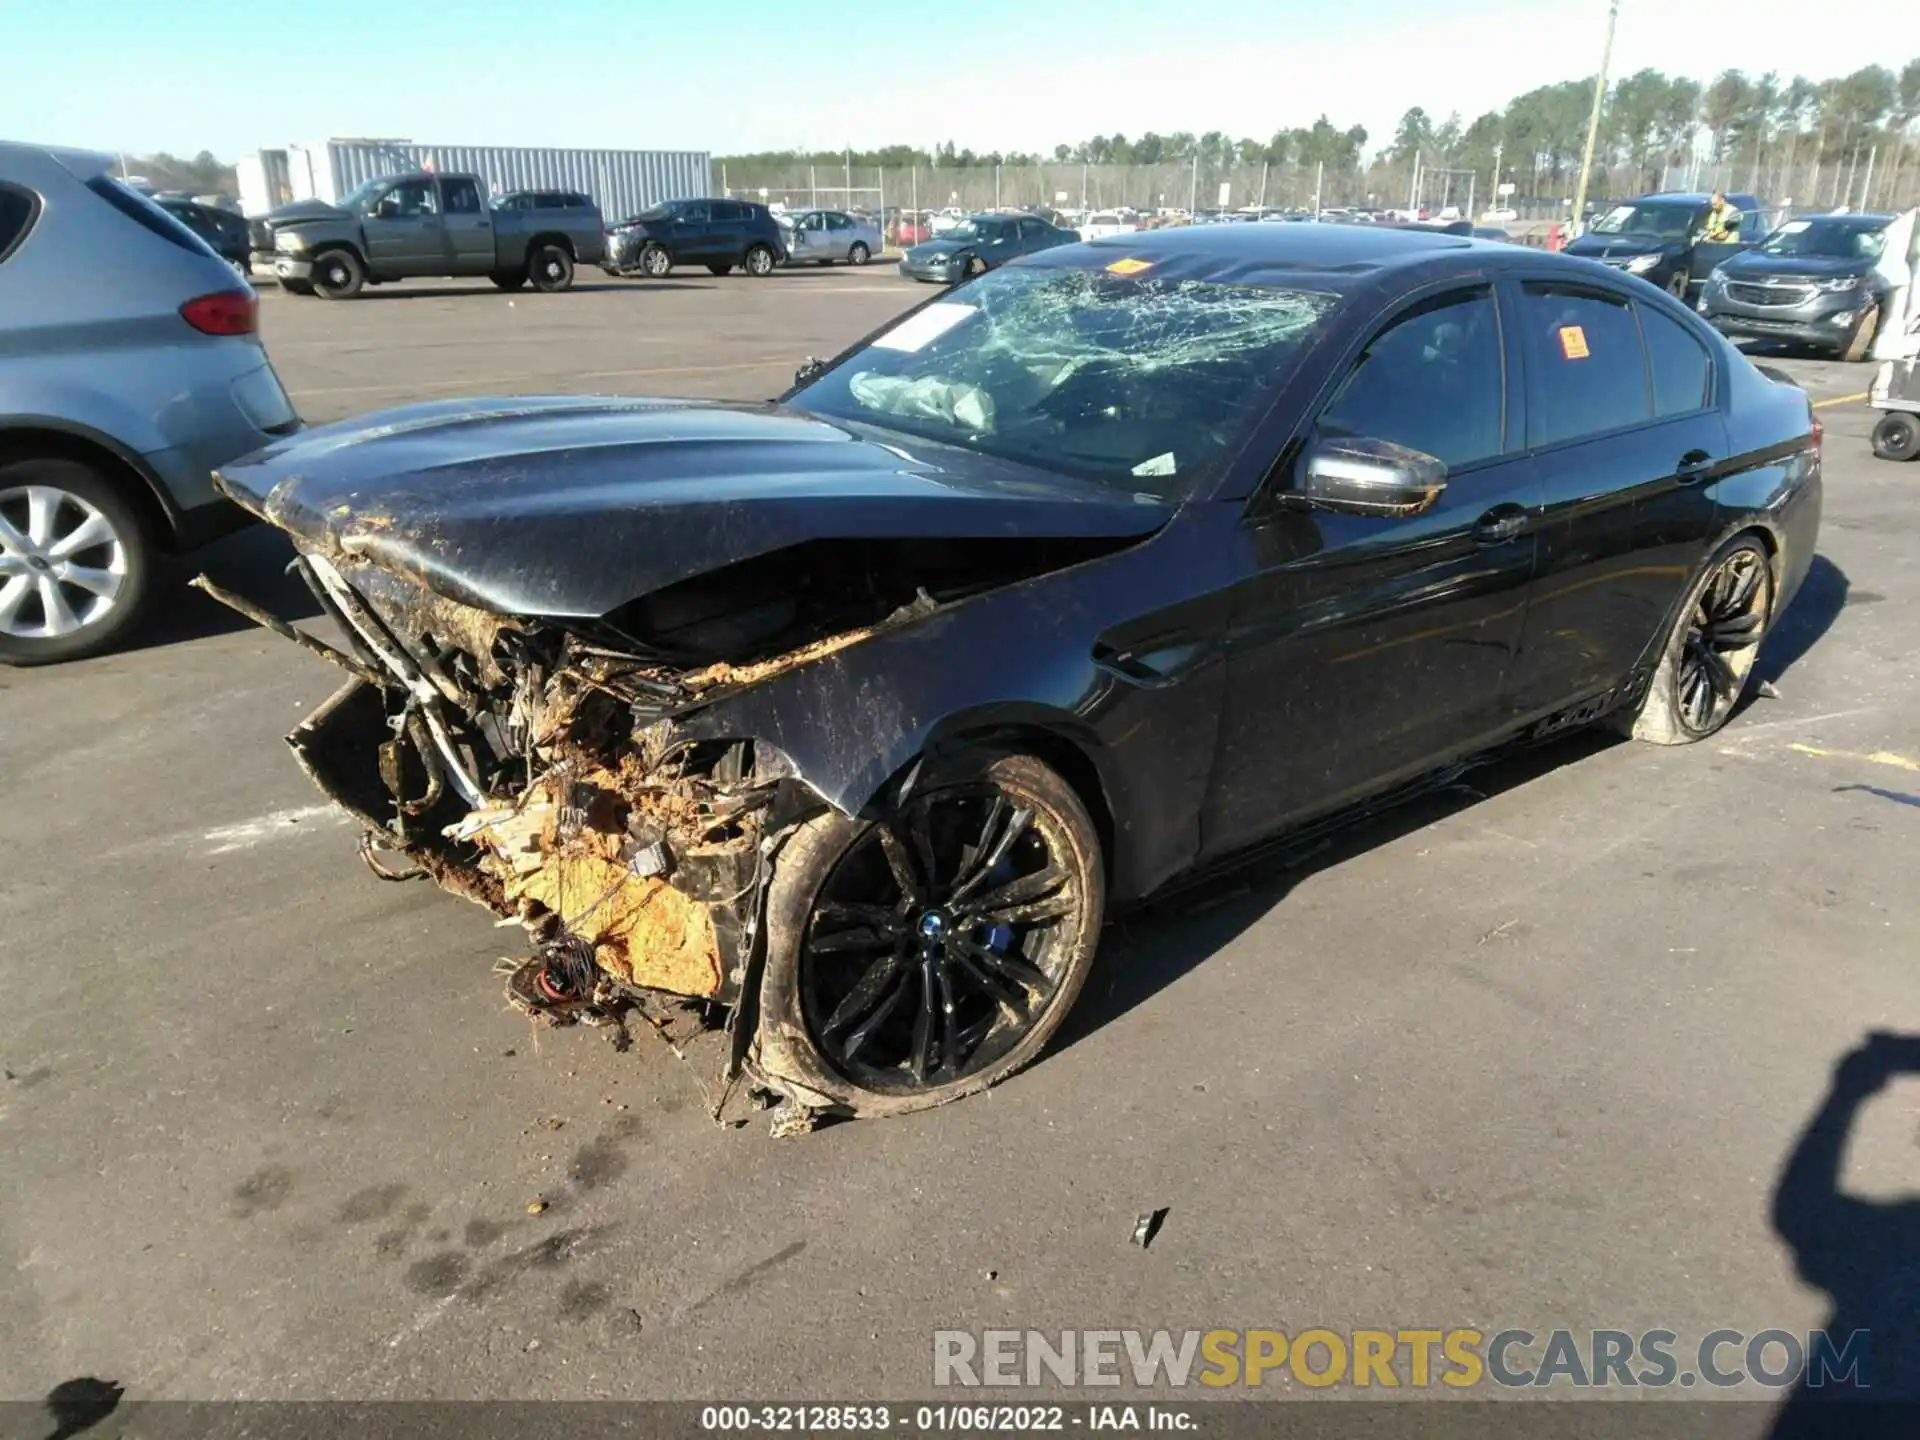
1872,412,1920,462
963,254,987,279
1666,271,1689,301
743,243,776,277
0,457,154,666
1841,302,1881,364
639,242,672,279
1614,534,1775,746
310,248,364,300
489,270,527,291
707,263,734,276
527,243,574,293
755,749,1106,1119
848,242,871,266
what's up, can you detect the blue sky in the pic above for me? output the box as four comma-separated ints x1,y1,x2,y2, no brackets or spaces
1,0,1869,162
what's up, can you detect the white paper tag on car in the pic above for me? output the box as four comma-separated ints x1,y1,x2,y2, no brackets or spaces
873,303,978,352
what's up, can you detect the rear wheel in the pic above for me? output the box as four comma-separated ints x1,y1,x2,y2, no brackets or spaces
1841,301,1881,363
848,241,871,266
755,749,1105,1118
0,458,153,666
489,269,527,290
1616,534,1774,745
743,243,776,277
527,243,575,292
1872,412,1920,462
311,248,364,300
639,242,672,279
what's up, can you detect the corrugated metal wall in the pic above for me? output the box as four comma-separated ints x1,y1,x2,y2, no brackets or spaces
309,142,712,219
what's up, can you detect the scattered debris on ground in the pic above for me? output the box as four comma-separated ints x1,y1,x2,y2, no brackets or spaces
1131,1207,1169,1249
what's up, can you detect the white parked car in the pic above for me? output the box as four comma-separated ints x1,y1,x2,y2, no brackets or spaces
1078,211,1137,242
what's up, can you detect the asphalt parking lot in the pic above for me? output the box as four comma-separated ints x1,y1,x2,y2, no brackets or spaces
3,267,1916,1417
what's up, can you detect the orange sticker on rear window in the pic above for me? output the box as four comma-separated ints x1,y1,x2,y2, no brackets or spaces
1106,257,1153,275
1558,325,1590,359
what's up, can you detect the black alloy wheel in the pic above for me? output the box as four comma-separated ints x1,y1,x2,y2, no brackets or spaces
757,751,1104,1117
1672,542,1773,737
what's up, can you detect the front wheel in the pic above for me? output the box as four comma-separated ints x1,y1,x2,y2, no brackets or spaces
0,458,153,666
527,243,574,292
1615,534,1774,745
743,243,776,277
639,242,672,279
755,749,1105,1118
963,254,987,279
1872,412,1920,462
1665,271,1689,301
848,241,871,266
311,249,364,300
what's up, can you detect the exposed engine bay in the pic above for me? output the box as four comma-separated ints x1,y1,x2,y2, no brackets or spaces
193,528,1128,1105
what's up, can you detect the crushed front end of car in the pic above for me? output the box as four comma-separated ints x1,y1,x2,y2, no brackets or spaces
201,546,868,1043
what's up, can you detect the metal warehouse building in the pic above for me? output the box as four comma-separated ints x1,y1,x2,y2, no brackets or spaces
237,140,710,220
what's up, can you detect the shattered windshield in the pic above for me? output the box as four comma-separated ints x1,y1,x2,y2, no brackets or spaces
788,266,1340,499
1590,203,1698,239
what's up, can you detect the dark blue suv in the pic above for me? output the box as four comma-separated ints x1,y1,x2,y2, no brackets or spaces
1566,192,1764,304
602,198,787,279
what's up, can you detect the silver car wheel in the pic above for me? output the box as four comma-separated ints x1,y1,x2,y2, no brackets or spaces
0,484,128,639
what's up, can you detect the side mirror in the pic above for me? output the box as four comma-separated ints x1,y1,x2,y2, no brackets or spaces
1296,436,1447,517
793,356,828,388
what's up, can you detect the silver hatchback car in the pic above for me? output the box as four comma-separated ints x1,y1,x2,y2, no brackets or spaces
0,142,300,664
780,209,882,267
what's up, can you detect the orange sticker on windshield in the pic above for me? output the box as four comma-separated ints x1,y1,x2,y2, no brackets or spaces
1106,257,1154,276
1558,325,1590,359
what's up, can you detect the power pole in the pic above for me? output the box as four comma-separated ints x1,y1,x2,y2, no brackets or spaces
1571,0,1620,238
1409,149,1421,211
1313,161,1324,218
1491,139,1503,215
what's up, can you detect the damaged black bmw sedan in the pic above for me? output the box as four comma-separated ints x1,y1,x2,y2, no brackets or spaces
208,224,1821,1119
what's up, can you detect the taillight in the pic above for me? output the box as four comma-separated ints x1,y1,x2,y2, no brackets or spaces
179,290,256,336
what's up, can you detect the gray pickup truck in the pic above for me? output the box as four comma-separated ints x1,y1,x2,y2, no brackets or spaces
258,172,606,298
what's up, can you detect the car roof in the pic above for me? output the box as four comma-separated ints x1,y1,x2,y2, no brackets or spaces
1796,210,1896,226
1639,191,1760,206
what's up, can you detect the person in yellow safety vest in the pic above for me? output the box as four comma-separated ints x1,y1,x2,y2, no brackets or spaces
1702,191,1740,243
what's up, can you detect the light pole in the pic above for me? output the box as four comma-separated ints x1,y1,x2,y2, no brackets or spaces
1570,0,1620,238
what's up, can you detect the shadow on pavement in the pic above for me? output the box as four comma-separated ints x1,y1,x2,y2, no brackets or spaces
136,523,322,651
1756,553,1849,687
1055,729,1616,1052
1768,1033,1920,1437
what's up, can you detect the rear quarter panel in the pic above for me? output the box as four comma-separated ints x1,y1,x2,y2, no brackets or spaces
1705,347,1822,612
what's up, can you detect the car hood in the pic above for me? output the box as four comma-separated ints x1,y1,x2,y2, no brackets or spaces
214,396,1172,619
1717,251,1869,280
264,199,348,228
906,238,974,258
1566,233,1675,259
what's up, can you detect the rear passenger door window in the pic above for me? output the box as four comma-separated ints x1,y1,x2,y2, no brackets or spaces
1638,305,1712,417
1518,284,1650,447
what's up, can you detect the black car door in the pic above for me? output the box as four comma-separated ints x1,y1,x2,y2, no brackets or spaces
1500,278,1725,721
669,201,712,262
1203,281,1543,859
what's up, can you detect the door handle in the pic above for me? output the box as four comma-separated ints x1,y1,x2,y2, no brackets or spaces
1675,448,1714,484
1473,507,1528,545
